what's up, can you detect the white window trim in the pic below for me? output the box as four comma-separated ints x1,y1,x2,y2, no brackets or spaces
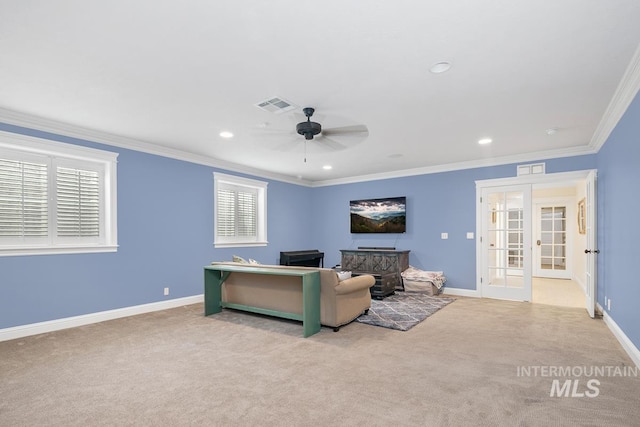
213,172,267,248
0,130,118,256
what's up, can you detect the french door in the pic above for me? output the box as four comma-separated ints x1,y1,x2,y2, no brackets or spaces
533,203,571,279
476,170,597,316
480,185,532,301
584,170,597,318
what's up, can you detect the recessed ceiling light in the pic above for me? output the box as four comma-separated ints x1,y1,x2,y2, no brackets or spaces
429,61,452,74
478,138,493,145
322,165,332,170
219,131,234,138
545,128,558,135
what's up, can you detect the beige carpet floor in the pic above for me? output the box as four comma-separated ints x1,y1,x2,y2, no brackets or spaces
1,297,638,426
532,277,586,308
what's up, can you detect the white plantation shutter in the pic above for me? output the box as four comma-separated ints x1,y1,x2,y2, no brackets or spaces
0,132,118,256
56,167,100,238
216,189,236,237
0,158,49,239
236,190,257,237
214,173,267,247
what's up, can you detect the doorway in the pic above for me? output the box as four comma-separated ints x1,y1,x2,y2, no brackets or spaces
476,170,597,317
532,277,585,308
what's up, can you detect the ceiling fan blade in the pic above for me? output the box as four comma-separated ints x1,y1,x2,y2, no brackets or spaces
315,135,349,151
271,138,300,152
321,124,369,137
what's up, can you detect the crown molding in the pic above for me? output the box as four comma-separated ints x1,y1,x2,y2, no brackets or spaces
310,145,597,187
589,42,640,150
0,107,313,187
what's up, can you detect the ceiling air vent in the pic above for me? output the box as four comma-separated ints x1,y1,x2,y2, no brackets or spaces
517,162,545,176
254,97,296,114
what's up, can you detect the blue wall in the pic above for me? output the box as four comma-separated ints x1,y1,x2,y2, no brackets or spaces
596,91,640,349
0,124,314,329
310,156,597,290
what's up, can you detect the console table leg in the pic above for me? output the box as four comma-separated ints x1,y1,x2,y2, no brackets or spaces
204,269,223,316
302,274,321,337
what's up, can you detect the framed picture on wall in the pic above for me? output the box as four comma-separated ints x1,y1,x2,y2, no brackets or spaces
578,198,586,234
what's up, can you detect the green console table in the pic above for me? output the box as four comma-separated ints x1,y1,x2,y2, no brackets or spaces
203,264,321,338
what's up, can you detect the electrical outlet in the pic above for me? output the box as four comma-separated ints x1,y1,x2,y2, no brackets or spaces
466,232,474,239
164,287,169,296
441,232,448,239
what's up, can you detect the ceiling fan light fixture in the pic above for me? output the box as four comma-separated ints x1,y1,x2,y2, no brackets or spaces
296,121,322,140
296,107,322,140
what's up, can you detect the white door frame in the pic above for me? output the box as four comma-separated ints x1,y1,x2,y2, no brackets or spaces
476,170,597,311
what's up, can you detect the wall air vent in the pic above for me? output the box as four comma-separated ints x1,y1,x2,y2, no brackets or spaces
254,97,296,114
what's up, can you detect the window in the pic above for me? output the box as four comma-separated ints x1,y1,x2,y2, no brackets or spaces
0,131,118,256
214,172,267,247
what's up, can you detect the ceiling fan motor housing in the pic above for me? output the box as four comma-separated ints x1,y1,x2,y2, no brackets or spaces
296,120,322,140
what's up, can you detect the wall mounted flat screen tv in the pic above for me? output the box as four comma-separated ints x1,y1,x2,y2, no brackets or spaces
350,196,406,233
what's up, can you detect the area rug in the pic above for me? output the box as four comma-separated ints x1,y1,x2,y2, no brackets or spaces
356,292,455,331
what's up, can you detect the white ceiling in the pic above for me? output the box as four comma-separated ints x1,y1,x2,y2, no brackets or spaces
1,1,639,185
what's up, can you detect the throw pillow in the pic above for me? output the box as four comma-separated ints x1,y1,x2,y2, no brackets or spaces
337,271,352,281
232,255,249,264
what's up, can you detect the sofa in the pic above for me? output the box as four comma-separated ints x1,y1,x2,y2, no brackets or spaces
209,262,375,330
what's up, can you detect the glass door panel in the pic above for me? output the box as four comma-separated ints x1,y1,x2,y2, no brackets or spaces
483,186,531,301
535,205,569,278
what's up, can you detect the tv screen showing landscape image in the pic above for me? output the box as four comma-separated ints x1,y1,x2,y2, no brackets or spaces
350,196,406,233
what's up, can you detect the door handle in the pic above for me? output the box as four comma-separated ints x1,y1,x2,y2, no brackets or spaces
536,240,541,246
584,249,601,254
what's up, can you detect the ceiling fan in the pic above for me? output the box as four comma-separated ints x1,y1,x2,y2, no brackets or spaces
295,107,368,142
251,106,369,162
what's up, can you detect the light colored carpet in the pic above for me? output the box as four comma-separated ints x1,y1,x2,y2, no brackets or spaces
532,277,586,308
1,297,638,426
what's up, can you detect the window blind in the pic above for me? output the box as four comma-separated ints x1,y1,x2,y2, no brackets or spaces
213,172,266,248
216,187,257,238
0,158,48,238
237,190,257,237
56,167,100,237
216,189,236,237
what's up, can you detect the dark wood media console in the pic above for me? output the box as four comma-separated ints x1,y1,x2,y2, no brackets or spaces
340,248,410,299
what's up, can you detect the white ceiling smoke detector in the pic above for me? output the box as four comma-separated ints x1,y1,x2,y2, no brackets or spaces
430,62,452,74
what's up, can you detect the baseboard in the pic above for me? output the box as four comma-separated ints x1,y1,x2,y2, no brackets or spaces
442,287,480,298
0,294,204,343
602,310,640,369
